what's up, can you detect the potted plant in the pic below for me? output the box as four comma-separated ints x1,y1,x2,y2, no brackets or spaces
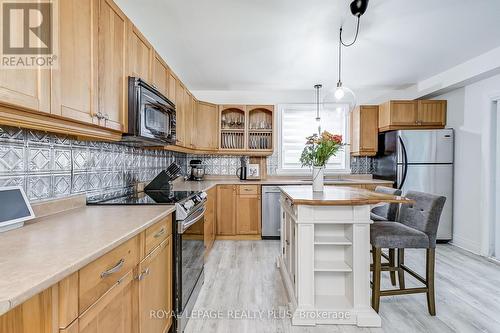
300,131,346,191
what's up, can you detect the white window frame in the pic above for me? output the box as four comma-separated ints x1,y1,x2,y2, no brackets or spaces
276,103,351,175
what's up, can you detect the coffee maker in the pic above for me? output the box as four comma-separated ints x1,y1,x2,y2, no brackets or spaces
189,160,205,181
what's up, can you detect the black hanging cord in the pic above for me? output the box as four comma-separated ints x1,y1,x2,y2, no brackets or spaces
340,16,360,47
337,16,361,84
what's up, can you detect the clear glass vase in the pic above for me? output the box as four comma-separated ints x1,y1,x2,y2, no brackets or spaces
312,166,324,192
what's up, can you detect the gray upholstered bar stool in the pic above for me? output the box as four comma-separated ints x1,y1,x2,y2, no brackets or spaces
370,191,446,315
370,186,402,286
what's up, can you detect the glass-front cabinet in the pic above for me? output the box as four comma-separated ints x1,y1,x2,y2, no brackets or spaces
218,105,274,154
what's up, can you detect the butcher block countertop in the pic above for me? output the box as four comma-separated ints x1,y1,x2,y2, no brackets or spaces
279,185,412,206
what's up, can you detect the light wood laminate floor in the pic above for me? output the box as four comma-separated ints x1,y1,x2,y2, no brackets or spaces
185,241,500,333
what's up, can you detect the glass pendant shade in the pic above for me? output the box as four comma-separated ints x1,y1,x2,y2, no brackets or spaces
324,82,357,112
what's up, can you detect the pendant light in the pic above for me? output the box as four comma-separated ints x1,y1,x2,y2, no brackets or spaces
325,0,369,112
314,84,322,134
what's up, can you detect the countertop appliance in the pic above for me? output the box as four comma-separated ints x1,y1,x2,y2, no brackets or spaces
262,186,281,239
87,186,207,333
0,186,35,233
189,160,205,181
236,166,247,180
123,77,176,146
373,129,454,241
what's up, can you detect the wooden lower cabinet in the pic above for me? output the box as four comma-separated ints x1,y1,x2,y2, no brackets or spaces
138,237,172,333
0,287,58,333
236,194,261,235
216,185,237,235
78,271,136,333
216,185,261,237
204,187,217,253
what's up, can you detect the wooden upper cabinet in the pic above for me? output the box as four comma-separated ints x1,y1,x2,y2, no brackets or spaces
184,91,195,148
378,100,446,132
51,0,97,126
194,101,218,150
127,22,153,83
167,72,177,103
152,52,169,97
175,81,185,146
138,237,172,333
350,105,379,156
0,287,58,333
97,0,128,132
216,185,236,235
418,100,447,126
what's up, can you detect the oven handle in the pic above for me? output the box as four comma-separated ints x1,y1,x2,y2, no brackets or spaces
178,206,206,234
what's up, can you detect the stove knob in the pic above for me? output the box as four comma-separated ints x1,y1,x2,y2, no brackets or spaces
183,200,194,210
199,192,207,199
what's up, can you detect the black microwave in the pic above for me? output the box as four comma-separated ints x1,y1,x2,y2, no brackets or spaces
123,77,176,146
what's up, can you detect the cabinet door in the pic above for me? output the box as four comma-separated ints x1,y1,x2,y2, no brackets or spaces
236,194,261,235
216,185,236,235
51,0,97,125
204,188,217,253
350,106,378,156
78,271,136,333
0,70,50,113
184,91,194,148
194,102,218,150
390,101,418,126
97,0,128,132
175,82,185,146
152,52,169,97
128,23,152,82
418,100,446,126
167,72,176,104
0,287,57,333
138,237,172,333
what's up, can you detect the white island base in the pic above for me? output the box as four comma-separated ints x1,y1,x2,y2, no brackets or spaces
278,192,381,327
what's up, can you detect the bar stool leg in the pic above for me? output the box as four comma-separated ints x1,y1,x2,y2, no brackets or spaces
426,248,436,316
372,246,382,312
397,248,405,289
389,248,396,286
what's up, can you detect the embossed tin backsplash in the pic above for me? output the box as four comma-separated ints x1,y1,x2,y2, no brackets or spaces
0,125,187,201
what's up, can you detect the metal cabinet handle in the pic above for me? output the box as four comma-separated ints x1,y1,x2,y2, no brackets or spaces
95,111,104,120
154,227,166,238
100,258,125,278
137,267,150,281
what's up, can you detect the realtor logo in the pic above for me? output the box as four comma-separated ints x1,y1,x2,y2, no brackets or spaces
1,0,58,68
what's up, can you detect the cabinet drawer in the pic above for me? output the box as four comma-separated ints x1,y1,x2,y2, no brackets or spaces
238,185,259,195
79,235,140,314
145,215,172,255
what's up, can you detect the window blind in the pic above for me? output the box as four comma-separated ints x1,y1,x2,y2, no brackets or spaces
280,104,348,171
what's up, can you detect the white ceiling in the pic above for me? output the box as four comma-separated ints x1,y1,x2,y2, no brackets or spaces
116,0,500,94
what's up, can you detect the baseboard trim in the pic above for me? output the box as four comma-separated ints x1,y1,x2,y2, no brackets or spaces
215,235,262,240
450,234,481,255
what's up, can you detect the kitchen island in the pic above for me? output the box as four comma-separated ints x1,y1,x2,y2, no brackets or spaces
278,185,411,327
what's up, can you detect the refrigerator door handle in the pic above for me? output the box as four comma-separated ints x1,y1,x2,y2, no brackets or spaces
398,136,409,190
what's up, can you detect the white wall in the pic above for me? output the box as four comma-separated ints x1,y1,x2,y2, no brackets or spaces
435,73,500,254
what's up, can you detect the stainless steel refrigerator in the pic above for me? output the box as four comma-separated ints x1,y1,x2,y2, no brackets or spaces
373,129,454,241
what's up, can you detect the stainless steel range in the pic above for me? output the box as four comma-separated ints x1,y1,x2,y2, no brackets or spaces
174,191,207,333
87,187,207,333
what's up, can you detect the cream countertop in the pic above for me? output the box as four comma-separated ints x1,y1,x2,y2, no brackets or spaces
0,196,175,316
171,176,393,192
279,185,411,206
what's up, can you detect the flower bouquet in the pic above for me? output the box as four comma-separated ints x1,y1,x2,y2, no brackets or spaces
300,131,345,191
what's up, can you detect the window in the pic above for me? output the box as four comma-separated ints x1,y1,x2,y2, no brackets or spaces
277,103,350,174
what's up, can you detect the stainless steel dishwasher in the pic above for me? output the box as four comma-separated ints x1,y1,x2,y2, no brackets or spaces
262,186,281,239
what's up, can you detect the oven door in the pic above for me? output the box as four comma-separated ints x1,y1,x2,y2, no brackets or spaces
177,205,205,311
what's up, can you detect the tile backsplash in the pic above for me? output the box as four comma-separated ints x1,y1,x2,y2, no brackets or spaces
0,125,187,201
350,156,376,174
